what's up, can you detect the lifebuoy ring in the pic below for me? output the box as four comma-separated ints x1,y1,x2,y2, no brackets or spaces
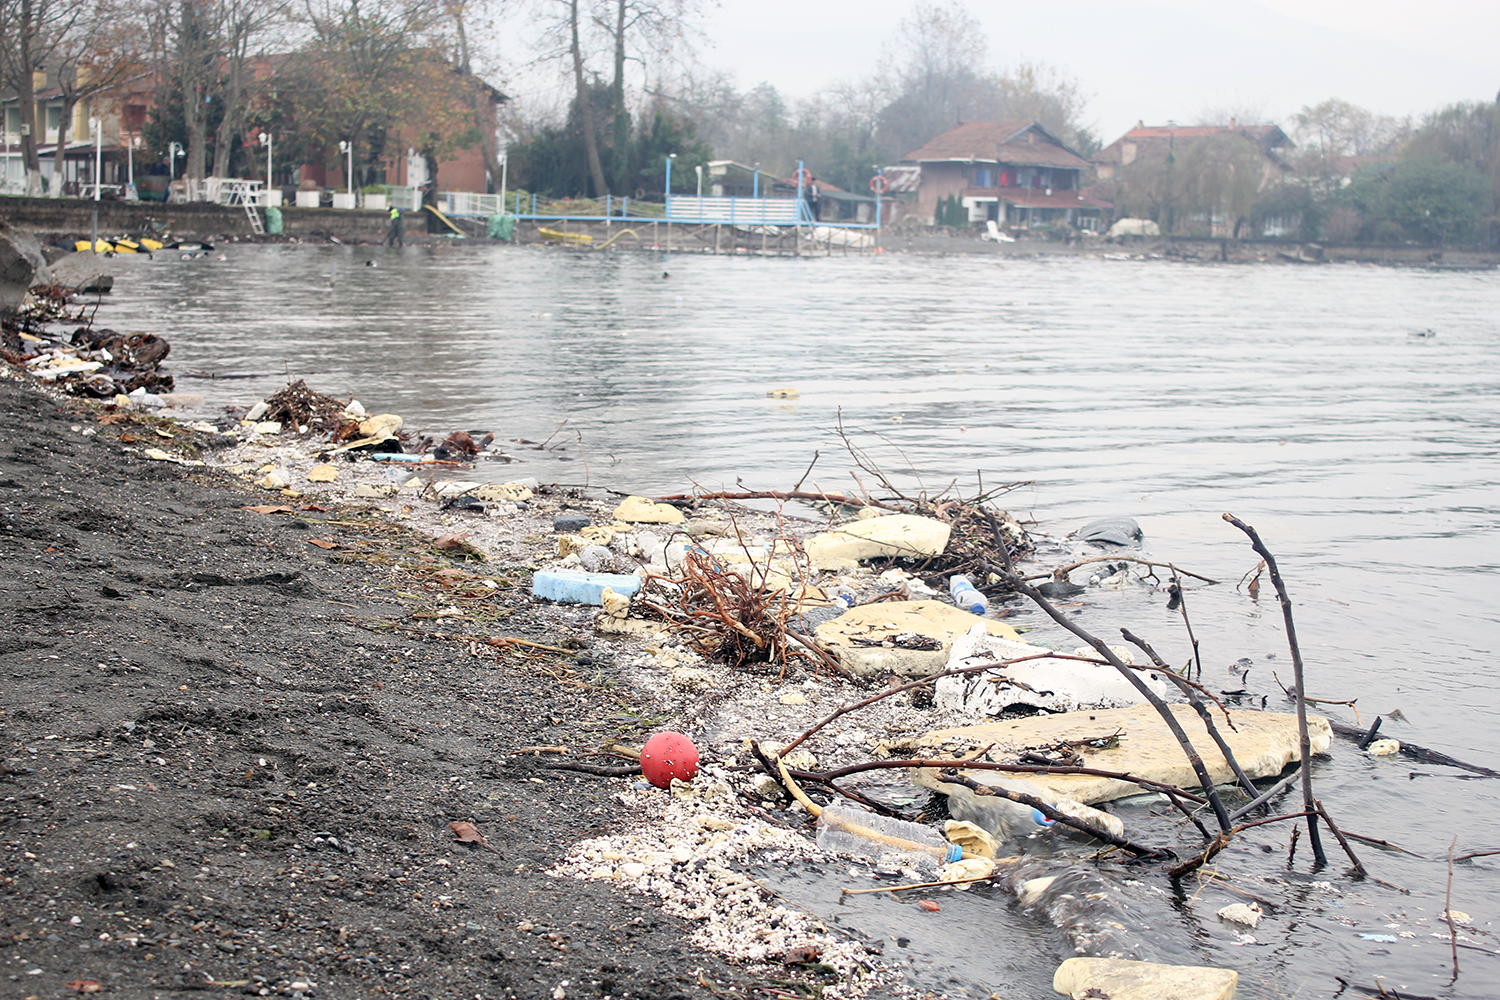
634,187,646,200
794,168,812,187
869,174,889,194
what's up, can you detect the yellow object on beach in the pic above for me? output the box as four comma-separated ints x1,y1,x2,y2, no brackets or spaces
537,227,593,245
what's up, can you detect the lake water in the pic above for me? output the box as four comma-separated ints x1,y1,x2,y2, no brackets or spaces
100,245,1500,998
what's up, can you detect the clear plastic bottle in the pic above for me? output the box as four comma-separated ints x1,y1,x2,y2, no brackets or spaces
815,804,963,863
949,574,989,615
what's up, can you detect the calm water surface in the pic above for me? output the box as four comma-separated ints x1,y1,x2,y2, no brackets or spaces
101,246,1500,998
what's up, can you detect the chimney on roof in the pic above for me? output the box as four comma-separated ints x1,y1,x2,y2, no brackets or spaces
1136,120,1144,130
1229,117,1237,128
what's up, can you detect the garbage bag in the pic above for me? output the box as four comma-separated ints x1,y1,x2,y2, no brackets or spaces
1078,517,1143,548
486,214,516,241
265,206,283,235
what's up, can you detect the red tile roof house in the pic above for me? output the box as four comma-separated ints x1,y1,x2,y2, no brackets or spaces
898,120,1110,231
1092,120,1293,186
1091,121,1297,236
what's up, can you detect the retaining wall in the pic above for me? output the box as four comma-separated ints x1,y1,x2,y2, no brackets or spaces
0,197,391,239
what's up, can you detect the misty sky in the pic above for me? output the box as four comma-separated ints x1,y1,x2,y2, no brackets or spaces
694,0,1498,145
493,0,1498,153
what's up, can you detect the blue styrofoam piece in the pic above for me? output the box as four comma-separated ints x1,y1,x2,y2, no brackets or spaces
531,570,643,605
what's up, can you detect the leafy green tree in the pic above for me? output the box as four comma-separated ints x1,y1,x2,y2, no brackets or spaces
629,101,708,195
1402,100,1500,246
1346,156,1489,245
269,0,480,190
506,78,611,197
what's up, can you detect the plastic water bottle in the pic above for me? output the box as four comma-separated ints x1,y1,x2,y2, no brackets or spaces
826,584,857,610
949,574,989,615
815,804,963,864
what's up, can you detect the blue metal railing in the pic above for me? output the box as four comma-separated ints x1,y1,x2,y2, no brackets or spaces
391,155,888,232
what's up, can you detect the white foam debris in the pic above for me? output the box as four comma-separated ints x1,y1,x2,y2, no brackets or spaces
549,768,900,996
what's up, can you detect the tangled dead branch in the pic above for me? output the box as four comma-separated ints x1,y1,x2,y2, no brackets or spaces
639,542,847,680
263,379,359,438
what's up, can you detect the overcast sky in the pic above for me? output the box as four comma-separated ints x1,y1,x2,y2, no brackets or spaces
690,0,1499,144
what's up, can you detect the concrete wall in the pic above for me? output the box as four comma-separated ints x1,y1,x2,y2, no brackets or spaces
0,197,392,239
914,163,968,224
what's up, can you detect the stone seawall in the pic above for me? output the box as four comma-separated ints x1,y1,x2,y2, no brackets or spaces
0,197,391,240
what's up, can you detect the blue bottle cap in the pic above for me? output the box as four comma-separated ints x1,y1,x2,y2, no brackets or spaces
1032,808,1055,826
944,843,963,863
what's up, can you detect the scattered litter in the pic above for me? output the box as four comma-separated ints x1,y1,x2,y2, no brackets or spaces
449,820,490,847
640,731,699,788
1077,516,1144,548
614,495,686,524
1217,902,1263,927
533,570,644,605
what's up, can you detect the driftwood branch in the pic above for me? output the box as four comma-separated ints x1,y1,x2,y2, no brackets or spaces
1223,512,1327,865
939,770,1172,860
1314,799,1367,876
1025,554,1219,586
652,488,900,511
1446,835,1461,981
1169,810,1314,879
1229,770,1299,822
1168,565,1205,680
752,756,1211,805
1121,628,1257,797
1327,720,1500,778
983,510,1235,834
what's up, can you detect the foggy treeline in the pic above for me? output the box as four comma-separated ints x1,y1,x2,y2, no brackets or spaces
505,0,1500,245
1,0,1495,244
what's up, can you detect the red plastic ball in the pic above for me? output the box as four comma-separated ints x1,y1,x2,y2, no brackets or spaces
640,731,699,788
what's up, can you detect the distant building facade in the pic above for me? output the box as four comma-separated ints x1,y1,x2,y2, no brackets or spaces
1092,120,1297,237
898,120,1109,230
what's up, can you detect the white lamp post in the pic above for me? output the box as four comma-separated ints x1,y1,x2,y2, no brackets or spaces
259,131,272,191
168,141,184,180
90,117,100,200
338,140,352,193
499,151,507,214
695,163,702,197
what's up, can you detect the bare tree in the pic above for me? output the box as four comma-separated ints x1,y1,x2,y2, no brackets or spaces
873,3,1093,159
446,0,505,192
210,0,291,178
992,61,1094,153
48,0,142,195
876,0,989,158
597,0,697,194
0,0,88,194
528,0,705,197
1293,98,1406,158
555,0,607,196
140,0,221,186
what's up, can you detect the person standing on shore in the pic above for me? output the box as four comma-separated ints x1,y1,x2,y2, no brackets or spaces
385,206,404,247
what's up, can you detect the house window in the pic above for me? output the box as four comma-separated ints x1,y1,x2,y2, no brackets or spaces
974,167,992,188
124,104,147,130
4,107,18,136
45,104,61,136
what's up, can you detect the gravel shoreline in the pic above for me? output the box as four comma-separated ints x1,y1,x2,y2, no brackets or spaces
7,362,1057,999
0,369,944,999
